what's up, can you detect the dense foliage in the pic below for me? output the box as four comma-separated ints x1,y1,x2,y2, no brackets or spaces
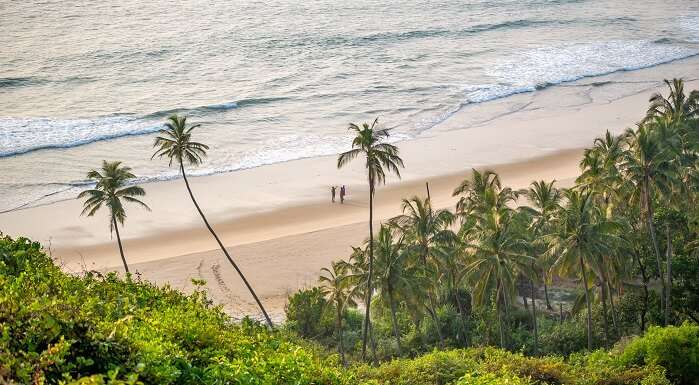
3,234,696,385
0,236,345,385
292,79,699,365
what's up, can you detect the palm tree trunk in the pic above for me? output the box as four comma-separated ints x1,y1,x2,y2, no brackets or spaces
112,214,130,274
644,181,665,325
369,317,378,365
607,278,620,337
497,301,505,348
633,248,650,332
388,291,402,356
496,281,505,348
427,290,444,347
337,305,346,366
579,253,593,351
600,281,610,347
179,161,273,328
530,278,539,356
665,224,672,325
543,279,554,311
361,180,375,361
452,277,469,346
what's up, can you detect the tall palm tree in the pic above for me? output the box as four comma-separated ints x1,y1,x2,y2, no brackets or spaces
619,122,676,325
319,261,356,366
78,161,149,274
546,189,620,350
337,117,404,360
152,114,273,328
391,196,454,346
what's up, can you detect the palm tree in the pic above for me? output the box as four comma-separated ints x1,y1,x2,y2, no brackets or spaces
319,261,356,366
372,225,411,356
645,78,699,126
619,122,676,325
391,196,454,346
465,205,530,348
78,161,149,274
524,180,562,312
337,117,404,360
546,189,621,350
152,114,273,328
434,222,473,346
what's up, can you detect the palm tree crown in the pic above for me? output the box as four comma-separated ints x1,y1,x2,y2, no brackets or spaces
152,115,210,167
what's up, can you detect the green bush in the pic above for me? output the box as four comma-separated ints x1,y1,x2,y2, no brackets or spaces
353,349,480,385
0,235,348,385
285,287,334,339
618,323,699,385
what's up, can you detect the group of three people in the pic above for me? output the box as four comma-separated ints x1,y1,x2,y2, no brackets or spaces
330,185,347,203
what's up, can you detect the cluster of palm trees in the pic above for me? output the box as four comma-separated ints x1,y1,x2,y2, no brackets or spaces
319,79,698,362
79,115,273,328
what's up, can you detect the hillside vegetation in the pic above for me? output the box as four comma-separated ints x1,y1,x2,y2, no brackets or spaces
1,235,696,385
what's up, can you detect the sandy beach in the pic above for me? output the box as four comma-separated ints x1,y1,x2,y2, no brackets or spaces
1,57,697,322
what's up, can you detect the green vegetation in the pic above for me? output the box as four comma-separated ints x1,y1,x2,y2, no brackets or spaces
288,79,699,370
3,234,696,385
0,235,344,385
2,79,697,384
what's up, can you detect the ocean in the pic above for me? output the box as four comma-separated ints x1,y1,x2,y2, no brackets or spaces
1,0,698,212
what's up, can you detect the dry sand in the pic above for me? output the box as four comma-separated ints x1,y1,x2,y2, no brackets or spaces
1,57,697,322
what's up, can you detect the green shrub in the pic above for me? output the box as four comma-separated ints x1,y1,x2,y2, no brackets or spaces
618,323,699,385
0,235,348,385
353,349,480,385
285,287,334,339
456,371,534,385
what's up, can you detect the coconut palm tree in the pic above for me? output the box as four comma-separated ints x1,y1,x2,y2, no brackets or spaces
619,122,677,325
319,261,356,366
152,114,273,328
337,117,404,360
371,225,411,356
524,180,562,312
546,189,621,350
645,78,699,126
466,204,531,348
78,161,149,274
391,196,454,346
434,221,474,346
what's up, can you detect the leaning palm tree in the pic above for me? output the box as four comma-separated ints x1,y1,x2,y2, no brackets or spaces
337,117,404,360
319,261,356,366
546,189,621,350
78,160,149,274
152,114,273,328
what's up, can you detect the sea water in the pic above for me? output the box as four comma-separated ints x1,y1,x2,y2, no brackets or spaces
1,0,698,212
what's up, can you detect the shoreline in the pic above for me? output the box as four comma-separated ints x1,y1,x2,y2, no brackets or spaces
1,57,698,320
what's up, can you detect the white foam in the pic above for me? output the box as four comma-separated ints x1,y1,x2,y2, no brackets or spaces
0,116,162,157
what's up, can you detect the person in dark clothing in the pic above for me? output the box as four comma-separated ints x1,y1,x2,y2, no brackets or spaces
331,186,336,203
340,185,345,204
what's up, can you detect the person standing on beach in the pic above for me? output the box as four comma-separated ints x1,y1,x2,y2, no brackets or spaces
340,185,346,203
331,186,336,203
